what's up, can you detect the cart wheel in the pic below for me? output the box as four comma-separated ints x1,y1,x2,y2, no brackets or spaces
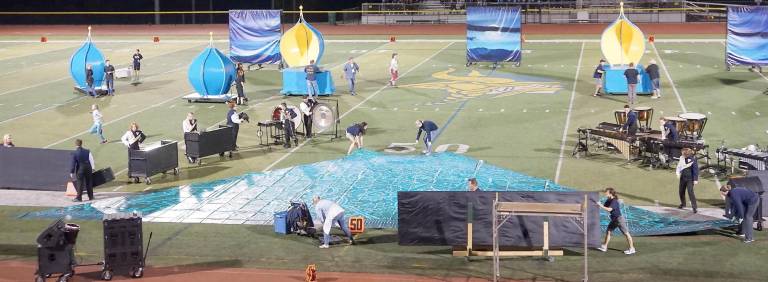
219,152,225,157
758,222,763,231
35,275,45,282
57,275,69,282
465,62,471,67
144,178,151,185
131,267,144,278
173,168,179,175
515,61,521,67
187,99,192,103
101,270,112,281
133,177,140,184
228,152,233,158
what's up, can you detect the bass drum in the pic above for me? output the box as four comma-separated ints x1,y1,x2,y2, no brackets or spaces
271,105,303,130
312,103,336,132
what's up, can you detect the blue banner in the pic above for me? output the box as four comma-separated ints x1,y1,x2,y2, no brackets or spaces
466,6,522,63
229,10,282,64
727,6,768,66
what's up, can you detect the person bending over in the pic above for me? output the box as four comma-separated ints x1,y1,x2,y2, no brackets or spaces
346,122,367,155
619,105,638,138
595,187,636,255
121,122,146,150
415,120,439,155
313,196,354,249
721,185,759,243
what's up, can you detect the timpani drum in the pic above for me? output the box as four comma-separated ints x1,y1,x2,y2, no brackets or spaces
614,110,627,126
635,106,653,129
665,116,686,134
678,112,707,140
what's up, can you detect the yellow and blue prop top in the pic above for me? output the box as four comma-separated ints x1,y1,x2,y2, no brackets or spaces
600,2,646,65
187,32,236,96
279,5,325,67
69,26,105,89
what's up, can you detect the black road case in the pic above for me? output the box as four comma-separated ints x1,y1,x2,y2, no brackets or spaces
101,213,146,280
184,126,235,165
35,220,79,282
128,140,179,185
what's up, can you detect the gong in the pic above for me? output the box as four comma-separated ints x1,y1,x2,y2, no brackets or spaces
312,103,335,132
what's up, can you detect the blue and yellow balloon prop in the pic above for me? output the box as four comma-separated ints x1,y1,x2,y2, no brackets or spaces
600,2,646,65
187,32,236,96
69,26,105,89
279,6,325,67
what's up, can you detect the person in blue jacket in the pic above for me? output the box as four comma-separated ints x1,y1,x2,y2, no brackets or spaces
415,120,439,155
676,148,699,213
346,122,367,155
619,105,638,137
721,184,759,243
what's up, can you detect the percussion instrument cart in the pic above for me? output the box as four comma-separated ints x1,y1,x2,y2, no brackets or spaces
127,140,180,185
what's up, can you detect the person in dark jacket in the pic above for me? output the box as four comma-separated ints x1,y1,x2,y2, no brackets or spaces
235,63,247,105
676,148,699,213
104,59,115,95
468,178,481,192
415,120,439,155
645,59,661,99
595,187,636,255
593,59,606,97
721,185,759,243
280,102,299,148
85,64,95,97
660,117,680,164
620,105,638,137
70,139,95,202
226,101,244,149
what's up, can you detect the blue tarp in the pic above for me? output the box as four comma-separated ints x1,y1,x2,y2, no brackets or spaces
281,68,335,96
466,6,522,63
727,6,768,66
229,10,282,64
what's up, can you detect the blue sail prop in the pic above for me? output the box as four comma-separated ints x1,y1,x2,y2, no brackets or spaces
69,27,105,89
188,36,236,96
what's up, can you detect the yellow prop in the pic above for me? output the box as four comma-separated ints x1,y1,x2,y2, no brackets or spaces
600,2,646,65
279,6,323,67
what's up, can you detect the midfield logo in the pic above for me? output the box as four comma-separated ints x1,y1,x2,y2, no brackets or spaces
401,68,562,104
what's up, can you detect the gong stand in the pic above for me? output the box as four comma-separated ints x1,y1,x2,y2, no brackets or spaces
311,98,340,139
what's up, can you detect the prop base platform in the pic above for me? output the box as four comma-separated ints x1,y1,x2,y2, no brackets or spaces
603,64,653,95
73,86,108,97
281,67,335,96
183,93,234,103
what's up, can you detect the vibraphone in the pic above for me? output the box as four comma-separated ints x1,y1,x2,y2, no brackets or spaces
717,148,768,174
574,125,635,160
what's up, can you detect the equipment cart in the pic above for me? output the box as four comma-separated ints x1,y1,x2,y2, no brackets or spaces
128,140,179,185
184,126,235,165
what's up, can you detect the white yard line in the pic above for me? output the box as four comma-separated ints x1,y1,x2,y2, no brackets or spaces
554,42,585,184
0,77,69,97
261,42,455,172
651,43,688,114
44,92,192,148
0,97,87,125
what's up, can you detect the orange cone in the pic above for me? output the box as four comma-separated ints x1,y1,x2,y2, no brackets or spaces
65,181,77,197
153,36,160,43
40,36,47,43
389,36,396,42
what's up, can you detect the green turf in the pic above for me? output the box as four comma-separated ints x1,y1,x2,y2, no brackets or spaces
1,34,767,281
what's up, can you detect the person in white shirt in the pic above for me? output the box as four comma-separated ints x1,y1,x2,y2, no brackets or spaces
226,101,243,149
120,122,145,150
89,104,107,144
182,112,198,163
299,97,314,139
3,133,15,148
388,53,399,87
313,196,354,249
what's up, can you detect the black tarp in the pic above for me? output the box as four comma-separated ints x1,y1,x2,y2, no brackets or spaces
0,147,72,191
398,191,601,248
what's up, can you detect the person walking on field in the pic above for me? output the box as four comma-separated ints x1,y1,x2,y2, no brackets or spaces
595,187,636,255
342,57,360,95
389,53,399,87
624,62,639,105
593,59,606,97
89,104,107,144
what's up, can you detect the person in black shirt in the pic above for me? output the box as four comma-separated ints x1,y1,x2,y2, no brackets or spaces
346,122,367,155
595,187,636,254
132,49,143,83
104,59,115,96
85,64,95,97
468,178,481,192
619,105,638,137
280,102,299,148
235,63,247,105
226,101,244,149
645,59,660,99
593,59,606,97
70,139,95,202
623,62,639,105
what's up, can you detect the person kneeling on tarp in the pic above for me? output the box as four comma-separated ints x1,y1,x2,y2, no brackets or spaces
313,196,354,249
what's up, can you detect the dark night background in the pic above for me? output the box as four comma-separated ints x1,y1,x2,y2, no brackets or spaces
0,0,369,24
